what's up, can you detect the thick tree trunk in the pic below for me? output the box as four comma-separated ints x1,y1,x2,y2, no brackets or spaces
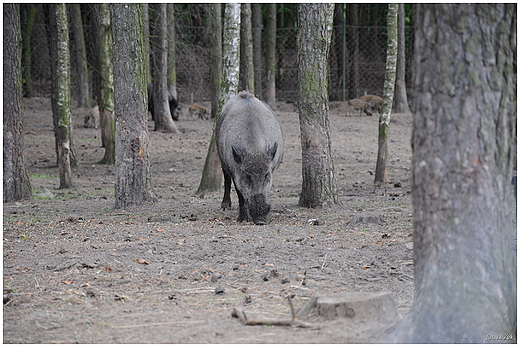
48,3,74,188
167,3,177,99
196,3,240,197
151,3,179,133
4,3,32,202
387,4,517,343
111,3,158,208
297,3,337,209
97,3,115,165
69,4,90,108
392,3,411,114
264,3,276,110
374,4,398,184
239,3,254,93
208,3,222,120
142,3,151,84
252,3,262,98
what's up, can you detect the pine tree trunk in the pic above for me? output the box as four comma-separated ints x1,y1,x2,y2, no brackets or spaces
151,3,179,133
297,3,337,208
392,3,411,114
196,3,240,197
69,4,90,108
48,3,74,188
111,3,158,208
387,4,516,343
240,3,254,93
374,4,398,184
4,3,32,202
252,3,262,98
167,4,177,99
264,3,276,109
97,3,115,165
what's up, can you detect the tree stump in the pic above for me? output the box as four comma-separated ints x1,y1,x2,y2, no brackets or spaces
297,292,400,326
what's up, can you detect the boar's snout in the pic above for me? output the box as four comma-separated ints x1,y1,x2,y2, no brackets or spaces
249,194,271,225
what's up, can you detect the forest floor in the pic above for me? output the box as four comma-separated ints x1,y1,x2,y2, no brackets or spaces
3,96,419,343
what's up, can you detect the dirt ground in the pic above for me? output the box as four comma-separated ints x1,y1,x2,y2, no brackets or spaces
4,96,417,343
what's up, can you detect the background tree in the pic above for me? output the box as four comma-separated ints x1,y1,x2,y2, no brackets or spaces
297,3,337,208
387,4,516,343
264,3,276,109
392,3,411,113
347,4,360,99
167,4,178,99
4,3,32,202
47,3,75,189
252,3,262,98
69,4,90,108
374,4,398,184
20,4,36,98
142,3,151,84
111,3,158,208
151,3,179,133
207,3,222,120
239,3,254,93
97,3,115,165
196,3,241,196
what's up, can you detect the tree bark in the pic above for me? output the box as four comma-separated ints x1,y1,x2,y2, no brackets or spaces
167,4,177,99
252,3,262,98
374,4,398,184
69,4,90,108
4,3,32,202
196,3,240,197
264,3,276,109
111,3,158,208
297,3,337,208
142,3,151,84
392,3,411,114
151,3,179,133
387,4,517,343
240,3,254,93
207,3,222,120
47,3,74,188
97,3,115,165
20,4,36,98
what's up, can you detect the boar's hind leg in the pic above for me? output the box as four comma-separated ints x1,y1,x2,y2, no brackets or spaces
221,171,232,210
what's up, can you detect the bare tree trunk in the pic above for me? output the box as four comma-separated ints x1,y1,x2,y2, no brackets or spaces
151,3,179,133
387,4,516,343
142,3,151,84
208,3,222,120
196,3,240,197
97,3,115,165
48,3,74,188
240,3,254,93
252,3,262,98
69,4,90,108
392,3,411,114
264,3,276,110
374,4,398,184
4,3,32,202
167,3,177,99
111,3,158,208
20,4,36,98
298,3,337,208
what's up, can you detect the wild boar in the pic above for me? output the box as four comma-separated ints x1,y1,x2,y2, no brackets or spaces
188,104,209,120
83,105,100,129
347,98,372,116
360,94,383,114
216,91,284,225
147,83,181,121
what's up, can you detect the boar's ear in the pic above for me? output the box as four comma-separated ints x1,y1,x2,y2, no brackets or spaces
232,146,244,164
267,142,278,160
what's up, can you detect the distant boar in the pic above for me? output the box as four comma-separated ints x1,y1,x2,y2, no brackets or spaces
216,92,284,225
360,94,383,114
347,98,372,116
83,105,100,129
147,83,181,121
188,104,209,120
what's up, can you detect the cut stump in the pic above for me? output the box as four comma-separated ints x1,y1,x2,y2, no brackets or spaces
297,292,400,325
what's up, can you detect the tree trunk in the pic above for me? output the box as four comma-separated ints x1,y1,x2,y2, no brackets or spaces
333,3,346,101
297,3,337,209
151,3,179,133
392,3,410,114
387,4,517,343
142,3,151,84
167,4,177,99
4,3,32,202
69,4,90,108
374,4,398,184
252,3,262,98
240,3,254,93
20,4,36,98
196,3,240,197
111,3,158,208
348,4,359,99
48,3,74,188
208,3,222,120
264,3,276,109
97,3,115,165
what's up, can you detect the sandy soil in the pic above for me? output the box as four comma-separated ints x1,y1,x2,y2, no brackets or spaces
3,97,416,343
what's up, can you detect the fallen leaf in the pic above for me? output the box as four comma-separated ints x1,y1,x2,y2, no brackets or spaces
134,259,149,265
62,280,74,284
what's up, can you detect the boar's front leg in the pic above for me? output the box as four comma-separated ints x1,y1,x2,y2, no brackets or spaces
221,170,232,210
235,188,249,223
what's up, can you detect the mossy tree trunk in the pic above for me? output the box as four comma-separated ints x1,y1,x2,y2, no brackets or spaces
387,4,516,343
48,3,75,188
374,4,398,184
111,3,158,208
392,3,411,114
69,3,90,108
196,3,240,197
97,3,115,165
239,3,254,93
167,4,177,99
297,3,337,209
264,3,276,109
4,3,32,202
